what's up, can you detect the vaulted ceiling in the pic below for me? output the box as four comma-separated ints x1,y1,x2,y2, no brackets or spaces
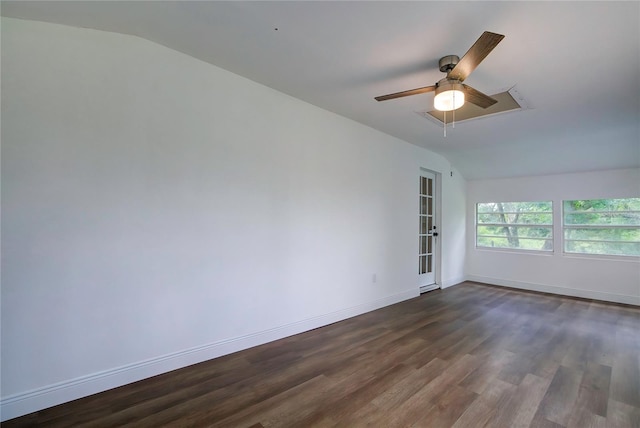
2,1,639,179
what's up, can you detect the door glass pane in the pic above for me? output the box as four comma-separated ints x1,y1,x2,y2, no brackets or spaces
419,174,436,279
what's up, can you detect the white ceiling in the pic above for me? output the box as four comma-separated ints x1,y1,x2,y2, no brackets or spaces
2,1,639,179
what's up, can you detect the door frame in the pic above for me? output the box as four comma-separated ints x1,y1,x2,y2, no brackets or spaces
419,168,442,293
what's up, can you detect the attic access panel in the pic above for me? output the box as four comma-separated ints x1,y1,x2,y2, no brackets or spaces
417,87,530,125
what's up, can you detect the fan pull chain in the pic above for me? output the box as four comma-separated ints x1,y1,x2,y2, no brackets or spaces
443,110,447,137
452,92,456,128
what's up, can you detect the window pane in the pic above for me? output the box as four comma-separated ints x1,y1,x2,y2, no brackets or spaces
477,236,552,251
477,225,552,237
478,201,552,213
478,212,552,225
564,212,640,226
564,228,640,242
565,240,640,256
420,216,427,234
564,198,640,213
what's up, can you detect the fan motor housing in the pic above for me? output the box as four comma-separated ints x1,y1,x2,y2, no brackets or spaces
439,55,460,73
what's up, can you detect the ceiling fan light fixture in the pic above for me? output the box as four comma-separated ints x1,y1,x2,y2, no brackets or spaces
434,80,465,111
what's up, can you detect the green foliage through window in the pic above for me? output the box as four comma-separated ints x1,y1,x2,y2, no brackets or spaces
563,198,640,256
476,201,553,252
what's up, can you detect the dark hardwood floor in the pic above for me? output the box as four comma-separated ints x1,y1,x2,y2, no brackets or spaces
5,282,640,427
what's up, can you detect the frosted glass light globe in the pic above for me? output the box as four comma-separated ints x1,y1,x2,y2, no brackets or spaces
434,89,465,112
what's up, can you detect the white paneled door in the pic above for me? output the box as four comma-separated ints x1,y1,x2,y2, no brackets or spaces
419,172,438,292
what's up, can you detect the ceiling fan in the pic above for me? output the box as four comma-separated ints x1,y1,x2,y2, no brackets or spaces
375,31,505,112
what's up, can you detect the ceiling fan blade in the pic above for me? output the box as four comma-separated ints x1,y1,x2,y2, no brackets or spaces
462,84,498,108
375,85,436,101
447,31,505,82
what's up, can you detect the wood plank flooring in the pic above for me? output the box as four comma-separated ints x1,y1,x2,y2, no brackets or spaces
5,282,640,427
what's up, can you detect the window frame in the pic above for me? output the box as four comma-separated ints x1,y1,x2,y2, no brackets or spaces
475,201,554,254
562,198,640,258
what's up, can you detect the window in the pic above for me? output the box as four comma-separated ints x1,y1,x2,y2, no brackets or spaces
476,201,553,252
563,198,640,256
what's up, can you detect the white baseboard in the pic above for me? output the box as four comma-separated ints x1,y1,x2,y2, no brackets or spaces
1,288,418,422
441,276,466,289
465,275,640,306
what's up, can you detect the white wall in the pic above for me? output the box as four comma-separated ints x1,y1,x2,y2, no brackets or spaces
466,169,640,305
441,170,467,287
0,18,466,419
